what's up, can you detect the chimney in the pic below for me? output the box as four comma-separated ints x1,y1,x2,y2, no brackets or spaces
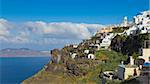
121,61,124,65
130,56,134,65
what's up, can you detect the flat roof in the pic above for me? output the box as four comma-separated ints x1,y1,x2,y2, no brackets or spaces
143,62,150,67
118,65,138,68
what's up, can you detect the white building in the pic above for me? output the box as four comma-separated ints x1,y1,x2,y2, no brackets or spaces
94,44,100,50
96,40,100,44
71,53,77,59
84,49,90,54
121,16,128,27
124,25,138,35
73,44,78,48
100,38,111,49
118,65,140,80
124,10,150,35
100,33,116,49
139,48,150,62
88,54,95,59
134,11,150,25
103,71,114,80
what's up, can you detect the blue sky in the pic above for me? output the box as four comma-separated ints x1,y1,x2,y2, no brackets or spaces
1,0,149,24
0,0,149,50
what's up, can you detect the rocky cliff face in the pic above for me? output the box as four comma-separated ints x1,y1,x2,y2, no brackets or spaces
50,49,61,64
47,45,99,76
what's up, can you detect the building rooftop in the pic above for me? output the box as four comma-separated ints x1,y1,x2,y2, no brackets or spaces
118,64,138,68
143,62,150,67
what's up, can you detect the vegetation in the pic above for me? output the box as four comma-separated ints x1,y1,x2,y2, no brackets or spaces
96,50,127,71
111,27,129,33
111,33,150,56
23,50,127,84
132,52,139,60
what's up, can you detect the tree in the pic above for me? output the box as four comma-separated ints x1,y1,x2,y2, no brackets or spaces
132,52,139,60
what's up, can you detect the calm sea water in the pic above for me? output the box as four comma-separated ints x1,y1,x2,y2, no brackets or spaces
0,57,50,84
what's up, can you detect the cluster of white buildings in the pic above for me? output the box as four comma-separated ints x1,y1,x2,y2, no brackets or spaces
97,10,150,49
100,33,116,49
116,11,150,80
68,11,150,83
96,15,130,49
124,11,150,35
69,11,150,62
70,44,96,60
98,11,150,81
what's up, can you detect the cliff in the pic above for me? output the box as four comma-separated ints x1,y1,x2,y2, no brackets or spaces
22,28,150,84
22,31,127,84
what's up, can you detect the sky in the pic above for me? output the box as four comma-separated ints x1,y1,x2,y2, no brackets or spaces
0,0,149,50
1,0,149,24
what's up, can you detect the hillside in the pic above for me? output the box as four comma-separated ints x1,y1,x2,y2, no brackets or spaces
22,50,127,84
22,10,150,84
22,30,149,84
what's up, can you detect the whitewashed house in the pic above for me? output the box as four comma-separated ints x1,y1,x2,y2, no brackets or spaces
89,43,94,48
73,44,78,48
88,54,95,59
100,38,111,49
96,40,100,44
84,50,90,54
133,11,150,25
124,25,138,35
124,10,150,35
94,44,100,50
118,64,139,80
100,33,116,49
71,53,77,59
138,48,150,62
103,71,114,80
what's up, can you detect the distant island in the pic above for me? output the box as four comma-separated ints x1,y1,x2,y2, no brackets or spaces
0,48,50,57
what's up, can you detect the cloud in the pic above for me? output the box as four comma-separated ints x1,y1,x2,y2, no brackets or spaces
24,21,104,39
0,18,105,49
0,19,11,36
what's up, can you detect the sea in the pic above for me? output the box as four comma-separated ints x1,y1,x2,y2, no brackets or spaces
0,57,51,84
